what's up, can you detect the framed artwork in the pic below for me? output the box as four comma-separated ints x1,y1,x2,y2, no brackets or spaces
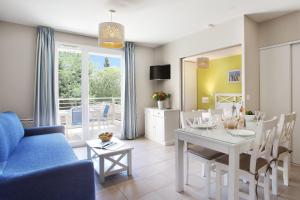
228,70,240,83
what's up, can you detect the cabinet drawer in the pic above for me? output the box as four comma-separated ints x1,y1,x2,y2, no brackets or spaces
152,110,164,117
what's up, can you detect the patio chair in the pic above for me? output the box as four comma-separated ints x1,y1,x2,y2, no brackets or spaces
99,104,112,128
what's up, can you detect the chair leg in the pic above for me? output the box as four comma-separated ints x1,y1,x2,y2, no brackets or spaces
264,171,271,200
283,154,290,186
216,167,222,200
185,152,189,185
271,162,278,195
249,175,256,200
205,162,211,198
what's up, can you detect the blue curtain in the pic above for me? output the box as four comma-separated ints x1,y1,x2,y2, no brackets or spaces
121,42,137,139
34,26,57,126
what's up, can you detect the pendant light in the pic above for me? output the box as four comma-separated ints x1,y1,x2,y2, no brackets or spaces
197,57,209,68
98,10,124,49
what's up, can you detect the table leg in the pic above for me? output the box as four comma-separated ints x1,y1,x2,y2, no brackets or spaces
175,135,184,192
99,156,105,184
127,150,132,176
228,146,239,200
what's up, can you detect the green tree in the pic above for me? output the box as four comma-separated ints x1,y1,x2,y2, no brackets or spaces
89,67,121,97
58,51,81,98
104,57,110,68
59,52,121,101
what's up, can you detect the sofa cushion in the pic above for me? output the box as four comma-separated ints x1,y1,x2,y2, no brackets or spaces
3,133,77,176
0,112,24,163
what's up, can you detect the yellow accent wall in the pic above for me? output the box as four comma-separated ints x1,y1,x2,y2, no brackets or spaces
197,55,242,109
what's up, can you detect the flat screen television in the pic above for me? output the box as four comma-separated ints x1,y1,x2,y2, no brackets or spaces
150,64,170,80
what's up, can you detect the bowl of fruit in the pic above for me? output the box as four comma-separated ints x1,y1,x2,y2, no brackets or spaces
98,132,113,142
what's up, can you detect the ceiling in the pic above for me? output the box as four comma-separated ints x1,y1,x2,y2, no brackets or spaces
183,45,242,62
0,0,300,47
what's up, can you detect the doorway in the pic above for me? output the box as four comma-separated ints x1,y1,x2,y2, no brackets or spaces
55,42,123,146
181,45,242,113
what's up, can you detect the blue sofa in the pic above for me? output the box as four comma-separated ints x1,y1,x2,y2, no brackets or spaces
0,112,95,200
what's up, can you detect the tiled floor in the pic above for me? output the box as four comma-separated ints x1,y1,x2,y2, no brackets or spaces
73,138,300,200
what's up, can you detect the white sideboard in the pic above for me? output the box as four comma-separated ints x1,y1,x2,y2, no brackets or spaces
145,108,180,145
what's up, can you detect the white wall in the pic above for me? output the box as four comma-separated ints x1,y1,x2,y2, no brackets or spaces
154,17,244,109
0,21,155,136
259,11,300,48
0,21,36,118
243,16,260,110
135,46,155,136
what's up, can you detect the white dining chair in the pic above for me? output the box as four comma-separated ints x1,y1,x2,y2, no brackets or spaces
209,109,224,117
271,112,296,195
215,117,278,200
180,111,224,198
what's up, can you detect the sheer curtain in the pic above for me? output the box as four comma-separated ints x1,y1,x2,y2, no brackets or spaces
121,42,137,139
34,26,57,126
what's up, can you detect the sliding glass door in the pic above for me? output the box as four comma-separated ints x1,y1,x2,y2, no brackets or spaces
88,53,122,139
56,43,123,146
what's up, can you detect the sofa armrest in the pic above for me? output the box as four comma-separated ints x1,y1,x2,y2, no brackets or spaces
0,160,95,200
24,125,65,137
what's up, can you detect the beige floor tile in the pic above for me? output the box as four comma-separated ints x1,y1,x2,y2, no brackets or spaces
137,192,165,200
96,186,127,200
116,178,156,199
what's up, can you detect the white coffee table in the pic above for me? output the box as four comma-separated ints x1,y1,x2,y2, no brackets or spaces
86,137,133,183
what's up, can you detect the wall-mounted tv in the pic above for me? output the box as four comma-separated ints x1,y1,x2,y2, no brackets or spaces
150,64,171,80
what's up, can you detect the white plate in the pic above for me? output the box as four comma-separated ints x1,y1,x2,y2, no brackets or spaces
192,123,217,129
228,129,255,137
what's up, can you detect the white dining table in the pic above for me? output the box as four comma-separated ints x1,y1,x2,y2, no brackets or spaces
175,128,256,200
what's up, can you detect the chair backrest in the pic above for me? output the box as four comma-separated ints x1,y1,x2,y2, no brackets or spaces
180,111,204,128
273,112,296,157
209,109,224,116
0,112,24,163
71,106,82,125
250,117,278,173
102,104,110,117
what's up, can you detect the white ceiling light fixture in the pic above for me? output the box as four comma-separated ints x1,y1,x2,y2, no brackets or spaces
98,10,124,49
197,57,209,68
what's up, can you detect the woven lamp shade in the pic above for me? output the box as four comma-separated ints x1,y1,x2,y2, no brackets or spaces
98,22,124,48
197,57,209,68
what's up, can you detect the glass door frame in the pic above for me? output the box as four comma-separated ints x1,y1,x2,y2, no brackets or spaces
55,41,124,147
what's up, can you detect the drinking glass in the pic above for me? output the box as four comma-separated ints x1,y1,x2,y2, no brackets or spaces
254,111,260,124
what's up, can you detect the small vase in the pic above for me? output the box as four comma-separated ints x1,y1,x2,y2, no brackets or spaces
157,101,164,109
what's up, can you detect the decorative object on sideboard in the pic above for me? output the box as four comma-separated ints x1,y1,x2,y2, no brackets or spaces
98,10,124,49
152,91,171,109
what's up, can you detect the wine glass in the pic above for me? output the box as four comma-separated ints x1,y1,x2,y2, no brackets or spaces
254,111,260,124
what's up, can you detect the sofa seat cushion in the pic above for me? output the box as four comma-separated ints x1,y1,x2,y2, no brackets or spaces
3,133,77,176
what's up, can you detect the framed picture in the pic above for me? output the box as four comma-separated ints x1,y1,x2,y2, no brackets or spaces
228,70,241,83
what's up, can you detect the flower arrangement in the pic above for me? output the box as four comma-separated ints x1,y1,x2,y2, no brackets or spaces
152,91,167,101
